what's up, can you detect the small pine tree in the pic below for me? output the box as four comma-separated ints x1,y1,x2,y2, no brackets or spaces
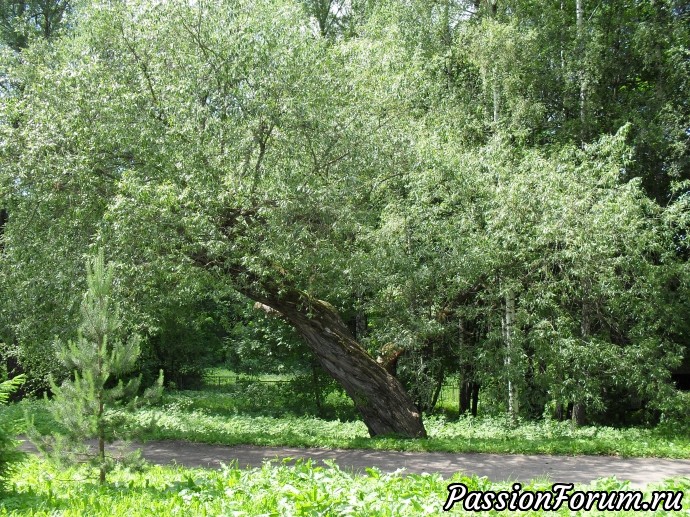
46,250,162,483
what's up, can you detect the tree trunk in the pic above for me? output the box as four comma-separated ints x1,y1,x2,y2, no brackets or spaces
502,289,519,423
311,360,323,417
572,402,586,427
98,350,106,484
191,228,425,437
253,288,426,438
354,289,368,342
429,365,445,411
458,318,476,416
576,0,587,142
470,383,479,417
460,380,480,417
98,432,106,484
460,380,471,415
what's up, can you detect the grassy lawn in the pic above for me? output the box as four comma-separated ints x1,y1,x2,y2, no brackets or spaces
5,386,690,458
1,456,688,516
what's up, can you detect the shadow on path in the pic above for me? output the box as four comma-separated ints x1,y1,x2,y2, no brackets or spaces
20,439,690,488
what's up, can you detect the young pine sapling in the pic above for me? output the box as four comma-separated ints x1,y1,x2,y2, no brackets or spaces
44,250,163,483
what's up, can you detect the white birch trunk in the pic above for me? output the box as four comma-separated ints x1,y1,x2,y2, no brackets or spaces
576,0,586,137
502,289,518,422
492,67,500,125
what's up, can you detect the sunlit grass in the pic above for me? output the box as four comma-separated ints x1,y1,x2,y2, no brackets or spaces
2,456,688,516
5,389,690,458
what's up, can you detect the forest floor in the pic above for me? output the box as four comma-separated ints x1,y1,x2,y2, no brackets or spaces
19,438,690,488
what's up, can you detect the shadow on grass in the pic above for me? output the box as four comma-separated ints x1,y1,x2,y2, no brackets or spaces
0,489,47,513
8,390,690,459
0,466,218,514
132,426,690,459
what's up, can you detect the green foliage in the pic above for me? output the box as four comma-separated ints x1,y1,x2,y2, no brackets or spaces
0,373,25,492
138,298,228,389
6,457,687,517
127,395,690,457
0,374,24,405
0,0,71,50
222,301,309,377
0,0,689,428
4,388,690,458
37,251,163,483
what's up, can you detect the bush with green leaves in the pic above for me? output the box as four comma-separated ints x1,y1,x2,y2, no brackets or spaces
0,373,25,492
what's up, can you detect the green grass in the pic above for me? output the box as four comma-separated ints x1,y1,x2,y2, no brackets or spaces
1,456,688,516
203,367,297,382
5,389,690,458
3,387,690,515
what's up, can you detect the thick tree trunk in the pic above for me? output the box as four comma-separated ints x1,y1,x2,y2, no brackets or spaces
253,288,426,438
458,318,473,416
459,381,471,415
191,223,425,437
460,380,480,416
459,380,471,414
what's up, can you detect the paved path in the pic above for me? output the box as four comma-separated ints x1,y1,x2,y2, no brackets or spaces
22,439,690,488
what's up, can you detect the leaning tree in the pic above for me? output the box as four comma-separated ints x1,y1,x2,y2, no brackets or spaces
1,0,427,436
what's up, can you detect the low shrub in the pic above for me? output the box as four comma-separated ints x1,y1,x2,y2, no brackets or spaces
0,375,26,492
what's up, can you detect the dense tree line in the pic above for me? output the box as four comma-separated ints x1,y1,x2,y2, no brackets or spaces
0,0,688,436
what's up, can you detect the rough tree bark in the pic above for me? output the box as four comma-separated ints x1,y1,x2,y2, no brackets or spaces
376,343,404,377
250,291,426,437
256,289,427,437
191,206,426,438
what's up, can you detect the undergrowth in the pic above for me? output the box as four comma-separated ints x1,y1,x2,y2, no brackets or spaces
4,390,690,458
1,456,689,516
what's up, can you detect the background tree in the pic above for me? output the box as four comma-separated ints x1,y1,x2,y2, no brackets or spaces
0,0,70,50
0,0,74,386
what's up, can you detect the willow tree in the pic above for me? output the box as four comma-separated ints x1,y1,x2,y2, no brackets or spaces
1,0,426,436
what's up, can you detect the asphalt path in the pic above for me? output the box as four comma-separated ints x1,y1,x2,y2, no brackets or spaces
20,439,690,488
